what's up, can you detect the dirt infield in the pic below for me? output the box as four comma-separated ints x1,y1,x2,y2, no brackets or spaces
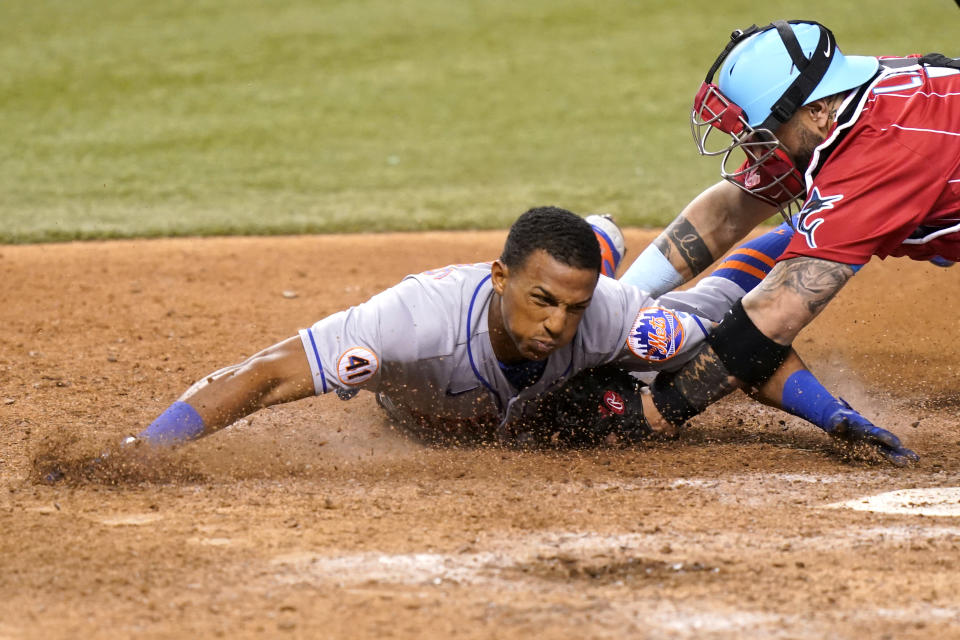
2,230,960,639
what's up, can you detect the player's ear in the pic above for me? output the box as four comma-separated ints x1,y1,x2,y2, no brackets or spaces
804,99,833,129
490,260,509,295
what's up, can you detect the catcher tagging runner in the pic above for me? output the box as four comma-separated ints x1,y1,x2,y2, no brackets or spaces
615,20,955,463
101,206,909,462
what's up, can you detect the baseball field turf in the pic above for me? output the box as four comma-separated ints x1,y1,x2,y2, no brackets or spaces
2,0,957,242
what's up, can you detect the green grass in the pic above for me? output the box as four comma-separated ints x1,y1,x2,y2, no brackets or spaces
2,0,958,242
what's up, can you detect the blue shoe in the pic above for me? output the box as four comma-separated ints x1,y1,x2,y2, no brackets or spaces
929,255,955,268
586,214,626,278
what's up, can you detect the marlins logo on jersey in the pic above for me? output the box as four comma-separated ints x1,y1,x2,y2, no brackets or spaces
627,307,685,362
797,187,843,248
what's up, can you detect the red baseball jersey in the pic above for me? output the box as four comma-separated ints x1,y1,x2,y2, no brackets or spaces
781,61,960,265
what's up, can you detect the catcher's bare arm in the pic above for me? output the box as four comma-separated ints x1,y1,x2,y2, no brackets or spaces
623,181,778,293
652,256,853,409
745,256,854,341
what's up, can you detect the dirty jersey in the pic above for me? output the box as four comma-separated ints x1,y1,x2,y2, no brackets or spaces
782,60,960,264
298,262,743,435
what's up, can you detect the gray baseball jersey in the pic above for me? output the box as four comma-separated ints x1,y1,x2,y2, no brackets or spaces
298,262,744,437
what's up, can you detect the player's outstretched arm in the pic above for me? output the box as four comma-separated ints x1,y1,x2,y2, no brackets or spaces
621,181,777,295
40,337,316,483
136,336,315,446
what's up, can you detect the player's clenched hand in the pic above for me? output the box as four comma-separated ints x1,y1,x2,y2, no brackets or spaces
824,400,919,466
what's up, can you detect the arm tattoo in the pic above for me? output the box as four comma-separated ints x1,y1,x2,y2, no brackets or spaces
754,257,854,316
653,234,673,261
655,217,714,276
654,257,853,424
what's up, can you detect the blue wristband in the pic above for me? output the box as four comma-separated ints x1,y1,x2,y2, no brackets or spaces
781,370,844,432
139,401,206,444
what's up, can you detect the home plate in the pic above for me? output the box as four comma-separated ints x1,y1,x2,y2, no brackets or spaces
824,487,960,517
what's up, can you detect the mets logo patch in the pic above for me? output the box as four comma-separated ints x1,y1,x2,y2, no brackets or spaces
627,307,685,362
337,346,379,386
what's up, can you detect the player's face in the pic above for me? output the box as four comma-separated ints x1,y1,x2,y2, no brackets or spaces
490,250,598,362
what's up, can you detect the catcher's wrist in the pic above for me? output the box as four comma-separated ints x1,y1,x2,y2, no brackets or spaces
781,370,845,432
640,389,678,438
650,371,700,427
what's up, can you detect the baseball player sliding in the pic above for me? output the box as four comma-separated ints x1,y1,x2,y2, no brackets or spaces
128,207,725,450
67,206,910,471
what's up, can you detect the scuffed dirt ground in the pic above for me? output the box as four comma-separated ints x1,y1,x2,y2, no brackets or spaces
1,230,960,639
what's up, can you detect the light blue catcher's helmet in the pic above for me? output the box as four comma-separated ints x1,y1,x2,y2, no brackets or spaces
718,21,879,130
690,20,880,225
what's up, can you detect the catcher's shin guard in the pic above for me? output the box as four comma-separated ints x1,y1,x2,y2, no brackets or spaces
523,364,652,447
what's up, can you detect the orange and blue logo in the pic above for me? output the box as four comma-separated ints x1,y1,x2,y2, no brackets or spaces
627,307,685,362
337,346,380,385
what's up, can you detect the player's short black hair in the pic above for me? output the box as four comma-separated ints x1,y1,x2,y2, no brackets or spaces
500,206,601,274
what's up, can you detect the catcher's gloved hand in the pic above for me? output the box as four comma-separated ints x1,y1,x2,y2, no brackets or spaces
824,399,919,466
